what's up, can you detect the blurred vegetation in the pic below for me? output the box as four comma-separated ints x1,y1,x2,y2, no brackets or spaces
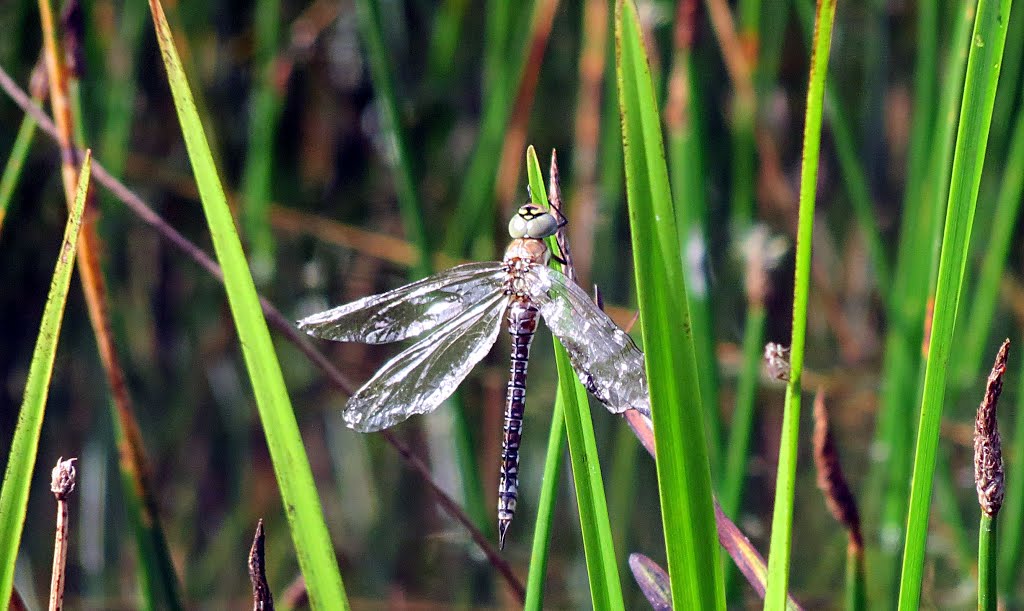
1,0,1023,608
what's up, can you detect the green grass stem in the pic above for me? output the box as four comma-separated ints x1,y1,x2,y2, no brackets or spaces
526,146,624,609
147,2,349,606
0,152,91,608
763,1,836,608
979,513,998,610
617,2,724,608
523,395,566,610
896,0,1013,607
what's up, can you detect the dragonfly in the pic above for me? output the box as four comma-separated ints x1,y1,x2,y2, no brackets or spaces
298,202,650,549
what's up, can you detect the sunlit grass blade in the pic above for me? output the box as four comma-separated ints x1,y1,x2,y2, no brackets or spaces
526,146,624,609
146,2,348,607
763,0,836,608
0,152,91,607
896,0,1013,607
523,395,565,610
616,2,724,609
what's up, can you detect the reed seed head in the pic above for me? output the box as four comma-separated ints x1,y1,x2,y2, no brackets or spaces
975,339,1009,517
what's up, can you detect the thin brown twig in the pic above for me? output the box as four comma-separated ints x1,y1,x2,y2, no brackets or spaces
249,519,274,611
48,457,77,611
0,64,525,600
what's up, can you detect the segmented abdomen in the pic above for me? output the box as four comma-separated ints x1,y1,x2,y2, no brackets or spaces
497,298,539,549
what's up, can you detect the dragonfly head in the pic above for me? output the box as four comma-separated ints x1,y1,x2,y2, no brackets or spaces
509,203,558,239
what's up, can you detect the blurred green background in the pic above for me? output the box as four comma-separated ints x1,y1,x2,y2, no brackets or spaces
2,0,1023,608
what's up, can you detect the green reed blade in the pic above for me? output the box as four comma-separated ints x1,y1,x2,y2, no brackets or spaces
147,2,349,606
616,2,724,608
896,0,1013,607
0,153,91,607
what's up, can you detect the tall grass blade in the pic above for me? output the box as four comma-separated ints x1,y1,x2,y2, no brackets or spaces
616,2,724,609
526,146,624,609
896,0,1013,607
0,152,91,607
523,395,565,610
146,2,349,607
763,0,836,608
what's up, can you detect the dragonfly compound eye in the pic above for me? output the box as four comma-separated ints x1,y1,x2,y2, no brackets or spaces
508,214,528,238
526,213,557,238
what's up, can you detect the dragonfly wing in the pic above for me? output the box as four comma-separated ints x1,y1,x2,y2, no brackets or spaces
298,262,507,344
343,291,509,431
525,266,650,417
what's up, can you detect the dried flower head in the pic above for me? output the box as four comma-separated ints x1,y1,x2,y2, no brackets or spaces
50,457,77,501
975,339,1009,516
813,390,863,550
764,342,791,382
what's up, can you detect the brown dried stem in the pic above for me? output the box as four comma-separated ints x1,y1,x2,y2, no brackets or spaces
975,339,1009,516
48,457,77,611
0,65,525,600
249,519,274,611
812,390,863,551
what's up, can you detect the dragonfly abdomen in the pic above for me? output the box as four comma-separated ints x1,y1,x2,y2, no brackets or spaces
498,298,539,549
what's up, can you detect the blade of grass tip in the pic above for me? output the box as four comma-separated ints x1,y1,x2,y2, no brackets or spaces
146,2,349,607
526,146,624,609
0,152,91,608
523,395,566,611
616,2,725,609
240,0,285,282
665,0,722,477
897,0,1013,607
354,0,488,534
763,0,836,608
974,340,1008,611
628,553,671,611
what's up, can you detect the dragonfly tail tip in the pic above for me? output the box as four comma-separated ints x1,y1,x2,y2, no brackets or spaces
497,519,511,550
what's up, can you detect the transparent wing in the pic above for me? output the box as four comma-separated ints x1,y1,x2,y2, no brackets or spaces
298,262,507,344
524,266,650,417
342,291,509,431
